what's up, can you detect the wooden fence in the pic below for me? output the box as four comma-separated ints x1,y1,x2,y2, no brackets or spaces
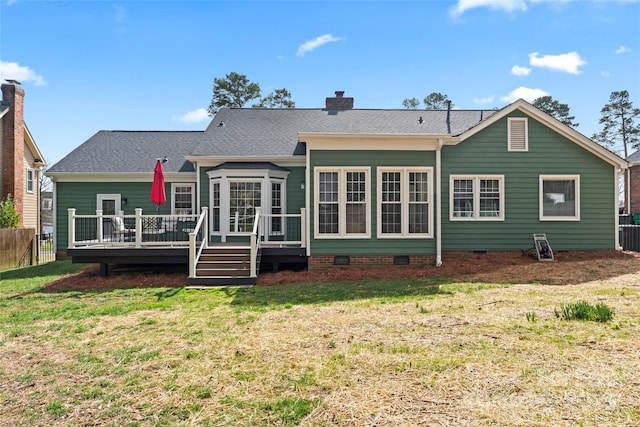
0,228,36,272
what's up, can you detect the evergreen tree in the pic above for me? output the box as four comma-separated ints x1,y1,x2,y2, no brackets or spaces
533,96,578,127
592,90,640,158
208,72,261,115
253,88,295,108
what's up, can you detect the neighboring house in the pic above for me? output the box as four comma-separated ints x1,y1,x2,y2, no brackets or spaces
1,81,46,231
41,191,54,238
625,151,640,216
47,92,627,283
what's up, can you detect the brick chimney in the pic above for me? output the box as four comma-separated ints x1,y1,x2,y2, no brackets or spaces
1,82,26,225
325,91,354,110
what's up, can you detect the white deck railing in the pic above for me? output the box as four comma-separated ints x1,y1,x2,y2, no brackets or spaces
67,208,199,248
189,208,208,278
68,207,307,280
250,208,262,278
258,208,306,248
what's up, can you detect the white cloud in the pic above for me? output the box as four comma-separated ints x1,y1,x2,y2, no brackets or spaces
615,45,631,54
113,5,127,23
0,61,46,86
296,34,342,57
473,96,495,104
501,86,549,103
175,108,209,123
511,65,531,76
450,0,527,16
601,71,611,77
528,51,587,74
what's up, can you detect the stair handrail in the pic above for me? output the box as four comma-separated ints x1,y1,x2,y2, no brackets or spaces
189,207,209,278
250,208,262,278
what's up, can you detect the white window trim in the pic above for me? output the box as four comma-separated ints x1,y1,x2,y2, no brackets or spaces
269,179,286,236
26,167,35,193
314,167,371,239
211,179,221,234
206,169,290,240
449,175,505,221
508,117,528,152
377,167,433,239
96,194,122,215
227,179,264,235
171,183,195,215
539,175,580,221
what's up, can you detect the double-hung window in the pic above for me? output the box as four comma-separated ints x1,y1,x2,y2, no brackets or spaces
270,181,283,235
378,168,432,238
171,183,195,215
26,167,35,193
315,167,370,238
450,175,504,220
540,175,580,220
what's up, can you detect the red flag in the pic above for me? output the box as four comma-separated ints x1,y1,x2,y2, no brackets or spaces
150,160,166,207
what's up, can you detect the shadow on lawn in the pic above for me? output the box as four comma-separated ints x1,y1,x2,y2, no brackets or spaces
0,260,85,282
227,277,453,307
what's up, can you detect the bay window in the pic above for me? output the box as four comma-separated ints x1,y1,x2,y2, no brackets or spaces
207,165,290,239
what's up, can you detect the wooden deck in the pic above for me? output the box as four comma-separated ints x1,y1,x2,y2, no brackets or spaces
66,208,307,285
67,243,307,282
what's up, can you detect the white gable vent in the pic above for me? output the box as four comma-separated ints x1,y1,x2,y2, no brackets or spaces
508,117,528,152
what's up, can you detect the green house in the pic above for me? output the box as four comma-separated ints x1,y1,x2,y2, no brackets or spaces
46,92,627,285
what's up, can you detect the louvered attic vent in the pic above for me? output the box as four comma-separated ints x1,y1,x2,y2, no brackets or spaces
508,117,528,152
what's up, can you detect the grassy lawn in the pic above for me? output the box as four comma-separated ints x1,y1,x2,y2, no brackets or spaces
0,261,639,426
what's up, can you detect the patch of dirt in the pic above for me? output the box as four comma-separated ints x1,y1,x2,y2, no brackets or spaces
42,250,640,292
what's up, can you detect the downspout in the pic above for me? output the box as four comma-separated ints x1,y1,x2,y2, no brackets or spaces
436,138,443,267
626,167,631,215
617,167,625,250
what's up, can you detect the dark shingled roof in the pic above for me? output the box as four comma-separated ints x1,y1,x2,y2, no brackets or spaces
48,131,202,173
48,107,498,173
193,108,498,157
626,150,640,164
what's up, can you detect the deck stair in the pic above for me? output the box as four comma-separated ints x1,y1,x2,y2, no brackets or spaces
187,245,259,286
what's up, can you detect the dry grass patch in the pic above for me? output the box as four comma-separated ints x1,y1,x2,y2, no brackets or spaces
1,255,640,426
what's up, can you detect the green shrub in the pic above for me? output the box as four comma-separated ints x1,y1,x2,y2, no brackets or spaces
555,301,614,322
0,194,21,228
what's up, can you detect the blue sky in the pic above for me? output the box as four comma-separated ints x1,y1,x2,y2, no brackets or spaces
1,0,639,165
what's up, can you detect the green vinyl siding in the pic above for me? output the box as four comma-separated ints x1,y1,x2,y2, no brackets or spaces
54,181,179,251
441,113,617,251
309,150,436,256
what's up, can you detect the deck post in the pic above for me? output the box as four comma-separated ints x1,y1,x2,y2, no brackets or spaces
300,208,306,248
97,210,104,243
189,231,196,278
202,207,209,244
135,208,143,248
68,208,76,248
250,208,261,278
